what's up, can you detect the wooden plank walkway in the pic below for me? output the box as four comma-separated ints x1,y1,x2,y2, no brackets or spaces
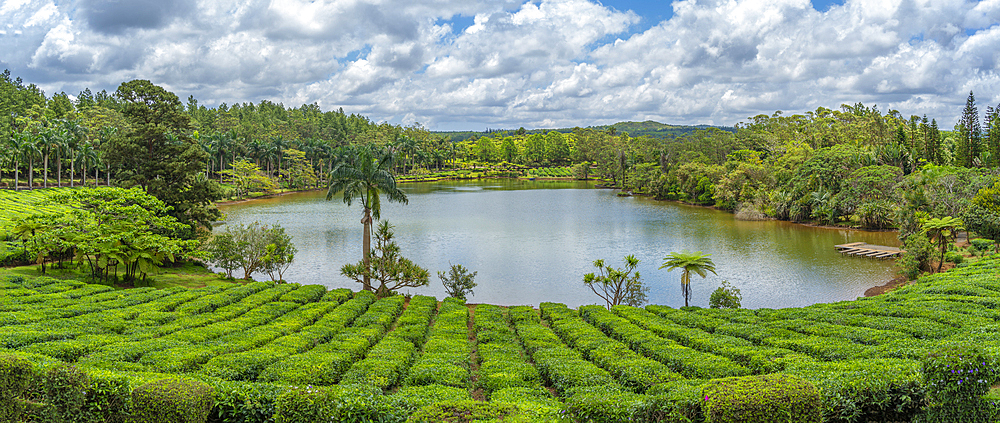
835,242,905,259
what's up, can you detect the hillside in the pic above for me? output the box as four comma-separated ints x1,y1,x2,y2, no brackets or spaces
1,257,999,421
433,120,735,142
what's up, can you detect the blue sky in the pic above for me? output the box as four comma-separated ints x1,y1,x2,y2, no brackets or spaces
1,0,998,130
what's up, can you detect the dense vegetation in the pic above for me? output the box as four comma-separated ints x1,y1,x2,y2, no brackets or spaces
1,255,1000,422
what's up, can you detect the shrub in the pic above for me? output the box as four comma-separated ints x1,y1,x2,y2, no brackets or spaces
563,385,647,422
41,363,89,423
709,280,742,309
131,378,216,423
406,400,519,422
205,380,286,423
785,358,924,423
920,343,999,423
438,263,477,301
272,384,385,423
702,373,821,423
944,250,964,264
386,384,472,420
641,379,707,423
0,354,37,422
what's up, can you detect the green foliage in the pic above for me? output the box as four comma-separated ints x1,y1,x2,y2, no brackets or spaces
702,373,821,423
205,221,295,281
920,344,999,423
272,384,385,423
222,159,277,199
922,216,965,272
438,263,477,301
661,250,717,308
131,378,215,423
405,298,470,388
964,179,1000,245
709,280,742,309
342,221,429,297
0,354,37,422
109,79,222,229
406,400,519,422
583,254,647,309
40,363,89,423
898,231,935,280
562,385,647,422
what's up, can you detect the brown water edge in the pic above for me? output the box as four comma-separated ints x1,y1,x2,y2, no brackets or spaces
215,187,325,206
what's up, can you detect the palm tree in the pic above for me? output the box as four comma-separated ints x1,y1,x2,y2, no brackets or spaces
63,119,88,187
326,145,407,292
77,142,99,187
923,216,964,272
7,132,26,190
23,132,43,189
96,126,117,186
660,250,718,307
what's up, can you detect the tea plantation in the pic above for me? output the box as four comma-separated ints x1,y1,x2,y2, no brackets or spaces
3,257,1000,422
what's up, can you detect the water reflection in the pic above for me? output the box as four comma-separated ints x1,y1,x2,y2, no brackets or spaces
217,180,897,309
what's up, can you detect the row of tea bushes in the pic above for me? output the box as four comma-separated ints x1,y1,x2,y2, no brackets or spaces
340,295,438,388
405,297,471,388
474,304,544,396
509,305,618,395
579,305,751,380
540,302,680,392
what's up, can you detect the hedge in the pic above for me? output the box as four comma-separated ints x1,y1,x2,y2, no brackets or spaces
272,383,385,423
131,378,216,423
920,343,999,423
702,373,821,423
405,298,470,388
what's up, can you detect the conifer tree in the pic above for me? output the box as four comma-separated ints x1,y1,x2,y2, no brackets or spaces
956,91,981,167
986,104,1000,167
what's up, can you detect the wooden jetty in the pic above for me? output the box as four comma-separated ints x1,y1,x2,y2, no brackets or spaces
835,242,905,259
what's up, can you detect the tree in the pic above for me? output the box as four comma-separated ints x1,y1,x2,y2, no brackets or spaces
51,187,199,284
223,159,277,199
280,148,318,189
709,280,742,309
986,104,1000,167
583,255,648,309
261,226,296,282
107,80,222,231
963,179,1000,251
438,263,477,301
205,221,294,281
660,250,717,307
204,231,239,278
326,145,408,292
341,221,428,297
922,216,964,273
956,91,981,167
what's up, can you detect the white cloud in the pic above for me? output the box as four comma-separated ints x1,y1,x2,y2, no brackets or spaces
1,0,998,129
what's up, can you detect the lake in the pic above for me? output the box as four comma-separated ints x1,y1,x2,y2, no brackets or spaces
217,179,898,309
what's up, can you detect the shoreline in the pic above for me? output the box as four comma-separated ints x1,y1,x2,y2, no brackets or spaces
215,187,325,206
217,177,903,298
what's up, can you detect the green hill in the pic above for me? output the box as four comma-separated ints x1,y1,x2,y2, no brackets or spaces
1,256,999,421
433,120,735,142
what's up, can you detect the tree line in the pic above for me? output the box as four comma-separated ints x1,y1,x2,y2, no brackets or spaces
3,69,999,279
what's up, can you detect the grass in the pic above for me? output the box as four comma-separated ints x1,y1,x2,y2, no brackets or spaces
0,261,230,290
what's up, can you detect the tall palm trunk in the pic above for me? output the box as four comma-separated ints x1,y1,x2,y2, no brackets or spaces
362,209,373,292
43,152,49,188
56,151,62,187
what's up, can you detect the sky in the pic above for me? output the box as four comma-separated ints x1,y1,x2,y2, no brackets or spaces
1,0,998,131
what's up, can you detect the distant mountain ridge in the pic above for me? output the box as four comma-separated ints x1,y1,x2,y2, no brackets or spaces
432,120,735,142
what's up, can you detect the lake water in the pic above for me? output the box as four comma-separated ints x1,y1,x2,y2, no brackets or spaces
217,179,898,309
